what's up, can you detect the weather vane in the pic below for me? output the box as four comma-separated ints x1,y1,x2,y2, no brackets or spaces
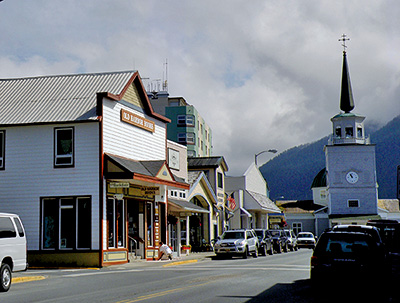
338,34,350,52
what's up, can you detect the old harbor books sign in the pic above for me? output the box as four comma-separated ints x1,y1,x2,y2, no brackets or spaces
121,109,155,133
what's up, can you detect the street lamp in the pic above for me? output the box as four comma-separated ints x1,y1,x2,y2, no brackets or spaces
255,149,277,166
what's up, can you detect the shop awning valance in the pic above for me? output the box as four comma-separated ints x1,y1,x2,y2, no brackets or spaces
168,199,210,214
104,153,189,190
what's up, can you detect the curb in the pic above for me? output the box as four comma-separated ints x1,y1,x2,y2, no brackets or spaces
162,259,198,267
13,276,46,284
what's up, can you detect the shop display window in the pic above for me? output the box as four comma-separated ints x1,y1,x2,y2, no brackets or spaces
41,196,91,250
107,198,126,248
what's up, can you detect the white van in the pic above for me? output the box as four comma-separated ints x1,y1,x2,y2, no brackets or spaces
0,212,27,292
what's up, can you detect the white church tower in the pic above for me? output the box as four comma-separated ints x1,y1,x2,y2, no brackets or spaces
325,35,378,219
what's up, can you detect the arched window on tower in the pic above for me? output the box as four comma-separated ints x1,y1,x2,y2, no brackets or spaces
357,127,363,138
335,127,342,138
345,127,353,138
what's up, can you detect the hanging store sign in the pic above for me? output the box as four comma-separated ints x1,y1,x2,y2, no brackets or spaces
121,109,155,133
109,182,130,188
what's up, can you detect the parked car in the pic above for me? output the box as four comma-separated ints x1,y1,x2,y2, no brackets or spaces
297,232,316,249
268,229,288,253
332,224,383,247
0,213,28,292
366,219,400,253
310,230,388,289
284,229,298,251
214,229,259,259
254,229,274,256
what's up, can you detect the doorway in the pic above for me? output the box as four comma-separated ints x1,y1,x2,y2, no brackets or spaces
127,200,145,258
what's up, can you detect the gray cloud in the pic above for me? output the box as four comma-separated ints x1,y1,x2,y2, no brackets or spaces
1,0,399,175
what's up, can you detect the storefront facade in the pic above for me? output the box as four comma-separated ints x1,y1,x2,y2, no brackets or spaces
0,70,188,267
103,155,189,264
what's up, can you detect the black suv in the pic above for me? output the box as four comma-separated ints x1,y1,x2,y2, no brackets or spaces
268,229,288,253
254,229,273,256
311,230,388,289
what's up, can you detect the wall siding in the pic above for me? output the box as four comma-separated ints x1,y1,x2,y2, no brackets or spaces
102,99,166,160
0,123,100,250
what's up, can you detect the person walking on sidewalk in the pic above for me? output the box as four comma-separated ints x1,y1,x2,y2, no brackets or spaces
158,241,173,261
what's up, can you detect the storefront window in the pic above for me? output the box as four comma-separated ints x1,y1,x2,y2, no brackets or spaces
43,198,58,249
77,198,91,249
41,196,92,250
60,198,75,249
107,198,126,249
107,198,115,248
117,199,125,247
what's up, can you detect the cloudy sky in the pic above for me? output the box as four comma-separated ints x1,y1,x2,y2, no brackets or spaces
1,1,399,175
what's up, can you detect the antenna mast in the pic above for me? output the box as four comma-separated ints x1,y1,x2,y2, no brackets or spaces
162,59,168,91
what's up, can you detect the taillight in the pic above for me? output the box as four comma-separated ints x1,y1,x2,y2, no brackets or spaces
311,256,318,267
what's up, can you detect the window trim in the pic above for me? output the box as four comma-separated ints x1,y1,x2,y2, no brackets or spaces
217,172,223,189
348,199,360,208
54,127,74,168
40,196,92,251
177,114,195,127
177,132,195,145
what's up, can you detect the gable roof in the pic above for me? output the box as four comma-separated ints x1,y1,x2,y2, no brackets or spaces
187,171,218,205
0,70,169,126
187,156,229,171
245,190,281,213
277,200,326,214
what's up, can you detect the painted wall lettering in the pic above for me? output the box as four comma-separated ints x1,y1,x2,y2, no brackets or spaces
121,109,155,133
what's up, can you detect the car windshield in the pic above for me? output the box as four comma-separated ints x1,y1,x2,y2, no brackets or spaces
221,231,245,240
269,230,281,237
298,233,313,239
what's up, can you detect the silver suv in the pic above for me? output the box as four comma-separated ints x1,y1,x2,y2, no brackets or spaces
214,229,259,259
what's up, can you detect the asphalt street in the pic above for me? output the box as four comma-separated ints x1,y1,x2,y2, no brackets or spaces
3,249,395,303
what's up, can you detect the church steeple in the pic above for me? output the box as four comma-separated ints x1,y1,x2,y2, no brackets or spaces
340,51,355,113
330,35,368,146
339,34,354,113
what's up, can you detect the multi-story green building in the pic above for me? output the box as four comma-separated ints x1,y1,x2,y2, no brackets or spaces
148,92,213,157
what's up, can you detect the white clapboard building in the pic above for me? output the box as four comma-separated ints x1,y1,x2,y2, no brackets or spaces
0,71,189,266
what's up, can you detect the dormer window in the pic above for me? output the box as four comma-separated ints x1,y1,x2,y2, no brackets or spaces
335,127,342,138
345,127,353,138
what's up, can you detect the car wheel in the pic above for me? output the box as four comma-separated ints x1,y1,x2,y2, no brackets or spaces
283,243,288,252
261,245,267,256
294,245,298,251
268,246,274,255
0,263,11,292
253,247,258,258
243,247,248,259
276,245,282,254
